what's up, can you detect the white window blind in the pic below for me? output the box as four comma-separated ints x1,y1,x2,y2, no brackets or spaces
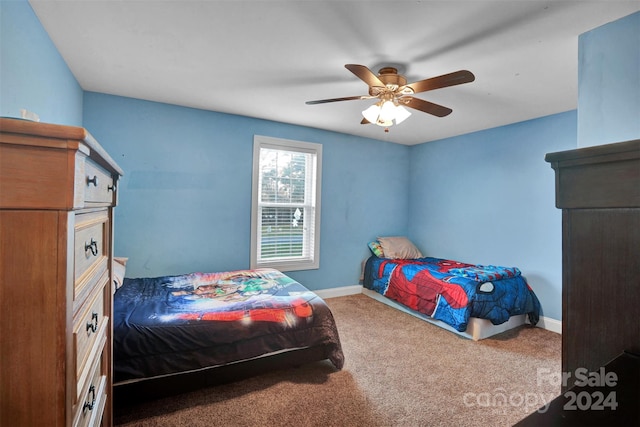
251,136,321,271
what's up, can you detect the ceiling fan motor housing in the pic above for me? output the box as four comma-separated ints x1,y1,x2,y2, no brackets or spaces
368,67,407,95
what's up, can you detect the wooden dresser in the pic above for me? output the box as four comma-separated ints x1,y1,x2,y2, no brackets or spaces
545,139,640,387
0,118,123,427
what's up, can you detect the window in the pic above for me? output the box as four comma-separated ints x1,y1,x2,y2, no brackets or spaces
251,136,322,271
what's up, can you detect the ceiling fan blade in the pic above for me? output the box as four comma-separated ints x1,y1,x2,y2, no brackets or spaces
403,97,453,117
361,118,370,125
305,95,369,105
345,64,385,88
403,70,475,94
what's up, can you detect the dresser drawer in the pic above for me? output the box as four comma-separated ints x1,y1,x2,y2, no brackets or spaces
74,210,109,302
73,351,107,427
74,278,109,397
81,158,116,205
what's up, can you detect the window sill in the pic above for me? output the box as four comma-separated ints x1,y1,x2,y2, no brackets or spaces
253,259,319,272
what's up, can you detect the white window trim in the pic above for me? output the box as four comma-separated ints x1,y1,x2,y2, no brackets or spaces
250,135,322,271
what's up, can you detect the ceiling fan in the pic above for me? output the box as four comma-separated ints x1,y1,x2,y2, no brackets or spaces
305,64,475,131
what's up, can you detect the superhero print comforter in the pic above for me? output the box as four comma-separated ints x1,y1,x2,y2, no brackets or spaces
114,268,344,383
363,256,541,332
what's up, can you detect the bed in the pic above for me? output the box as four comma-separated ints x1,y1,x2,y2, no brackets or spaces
112,266,344,400
362,237,541,340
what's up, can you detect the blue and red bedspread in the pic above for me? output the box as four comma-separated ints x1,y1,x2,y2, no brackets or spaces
363,256,541,332
114,268,344,383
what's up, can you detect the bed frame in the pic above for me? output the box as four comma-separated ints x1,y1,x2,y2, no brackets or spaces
361,288,526,340
113,345,332,405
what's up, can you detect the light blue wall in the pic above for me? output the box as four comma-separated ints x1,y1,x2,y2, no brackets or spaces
0,0,82,125
404,10,639,322
83,92,410,290
578,11,640,147
407,111,577,321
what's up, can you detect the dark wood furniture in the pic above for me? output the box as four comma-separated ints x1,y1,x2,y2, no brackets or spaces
545,139,640,383
516,140,640,425
515,351,640,426
0,118,123,427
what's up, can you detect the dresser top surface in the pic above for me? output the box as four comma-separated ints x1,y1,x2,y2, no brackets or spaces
545,139,640,166
0,117,124,176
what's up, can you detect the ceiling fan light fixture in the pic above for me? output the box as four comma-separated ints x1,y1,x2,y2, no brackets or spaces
378,100,396,123
362,101,411,127
362,103,382,124
394,105,412,124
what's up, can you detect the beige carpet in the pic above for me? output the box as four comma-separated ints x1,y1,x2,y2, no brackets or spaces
114,293,561,427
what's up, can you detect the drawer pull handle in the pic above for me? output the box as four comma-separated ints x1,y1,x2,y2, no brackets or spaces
83,385,96,413
86,312,98,334
86,175,98,187
108,184,117,192
84,239,98,256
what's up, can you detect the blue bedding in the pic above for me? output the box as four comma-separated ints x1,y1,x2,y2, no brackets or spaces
114,268,344,383
363,256,541,332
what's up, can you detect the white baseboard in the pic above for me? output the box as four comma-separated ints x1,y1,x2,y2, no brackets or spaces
314,285,362,300
532,315,562,335
315,284,563,335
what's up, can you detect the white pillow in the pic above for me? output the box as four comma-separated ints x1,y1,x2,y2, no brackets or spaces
377,236,423,259
113,257,128,290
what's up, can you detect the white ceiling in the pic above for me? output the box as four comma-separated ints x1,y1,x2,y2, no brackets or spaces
29,1,640,145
